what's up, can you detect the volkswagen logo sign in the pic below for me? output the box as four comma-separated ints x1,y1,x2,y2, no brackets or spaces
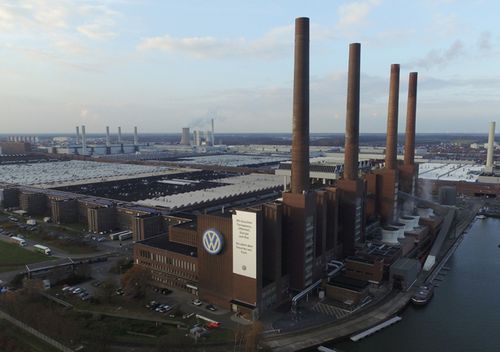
202,229,224,255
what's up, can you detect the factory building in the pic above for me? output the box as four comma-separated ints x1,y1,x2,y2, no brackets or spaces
0,142,32,155
1,17,431,320
0,187,20,209
19,191,47,216
130,17,425,319
50,197,79,224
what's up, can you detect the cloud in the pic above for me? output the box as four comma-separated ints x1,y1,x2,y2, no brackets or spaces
137,25,294,59
77,22,116,40
0,1,120,40
409,39,465,69
0,1,121,72
76,4,119,40
79,107,100,123
337,0,381,30
478,31,492,51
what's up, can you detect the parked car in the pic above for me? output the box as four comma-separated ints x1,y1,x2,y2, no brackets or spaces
206,322,221,329
81,294,92,301
146,300,159,309
206,304,217,312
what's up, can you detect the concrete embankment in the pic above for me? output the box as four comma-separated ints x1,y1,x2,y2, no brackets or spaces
262,290,413,352
262,202,479,351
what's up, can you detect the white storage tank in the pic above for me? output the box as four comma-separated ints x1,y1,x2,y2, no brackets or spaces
382,226,400,244
391,222,406,239
409,215,420,228
399,216,416,231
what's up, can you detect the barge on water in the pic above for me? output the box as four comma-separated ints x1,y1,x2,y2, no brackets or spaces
411,285,434,306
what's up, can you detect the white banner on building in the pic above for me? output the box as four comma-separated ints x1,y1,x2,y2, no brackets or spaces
232,210,257,279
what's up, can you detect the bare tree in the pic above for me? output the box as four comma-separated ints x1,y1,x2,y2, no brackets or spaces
245,321,263,352
121,265,151,299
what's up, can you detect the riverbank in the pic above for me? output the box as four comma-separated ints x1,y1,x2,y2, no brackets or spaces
334,217,500,352
262,202,479,351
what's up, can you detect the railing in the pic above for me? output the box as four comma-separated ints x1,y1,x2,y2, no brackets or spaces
291,260,344,312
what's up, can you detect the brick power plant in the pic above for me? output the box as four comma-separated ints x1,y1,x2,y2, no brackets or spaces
135,17,423,319
0,17,434,320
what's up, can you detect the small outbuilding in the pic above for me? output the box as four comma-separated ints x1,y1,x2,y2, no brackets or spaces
389,258,421,291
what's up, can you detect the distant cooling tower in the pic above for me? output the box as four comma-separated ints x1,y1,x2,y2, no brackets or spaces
180,127,191,145
194,130,201,146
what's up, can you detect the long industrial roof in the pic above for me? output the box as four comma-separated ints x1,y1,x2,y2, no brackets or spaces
0,160,180,188
418,162,484,182
136,173,283,210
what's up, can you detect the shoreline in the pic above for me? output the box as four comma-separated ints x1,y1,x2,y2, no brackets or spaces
261,206,477,352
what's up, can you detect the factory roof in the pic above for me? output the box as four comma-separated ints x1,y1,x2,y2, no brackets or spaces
137,173,282,210
175,153,290,167
0,160,178,188
328,274,369,291
418,162,483,182
137,235,198,257
390,257,421,273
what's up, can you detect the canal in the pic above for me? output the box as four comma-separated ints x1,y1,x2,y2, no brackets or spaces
333,217,500,352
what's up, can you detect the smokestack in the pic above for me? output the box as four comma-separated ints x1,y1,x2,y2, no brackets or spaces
486,121,496,169
118,127,122,144
290,17,310,194
211,118,215,146
106,126,110,147
81,125,87,155
344,43,361,180
134,126,138,145
404,72,418,166
385,64,400,170
180,127,190,145
76,126,80,145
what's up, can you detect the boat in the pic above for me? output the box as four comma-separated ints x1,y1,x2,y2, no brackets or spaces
411,285,434,306
477,215,486,220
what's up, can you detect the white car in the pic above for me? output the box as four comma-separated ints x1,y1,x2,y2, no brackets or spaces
192,299,203,306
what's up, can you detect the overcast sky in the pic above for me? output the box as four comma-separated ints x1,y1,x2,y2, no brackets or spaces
0,0,499,134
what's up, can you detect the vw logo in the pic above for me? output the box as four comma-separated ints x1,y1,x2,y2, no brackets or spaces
202,229,224,255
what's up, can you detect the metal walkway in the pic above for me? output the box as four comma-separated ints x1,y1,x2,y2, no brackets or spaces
350,316,402,342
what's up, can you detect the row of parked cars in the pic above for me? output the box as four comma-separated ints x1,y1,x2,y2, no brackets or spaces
83,234,106,242
146,300,175,317
192,299,217,312
62,285,92,301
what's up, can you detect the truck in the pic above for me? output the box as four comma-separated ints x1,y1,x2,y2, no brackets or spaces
118,231,133,241
8,236,27,247
34,244,52,255
108,230,133,241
